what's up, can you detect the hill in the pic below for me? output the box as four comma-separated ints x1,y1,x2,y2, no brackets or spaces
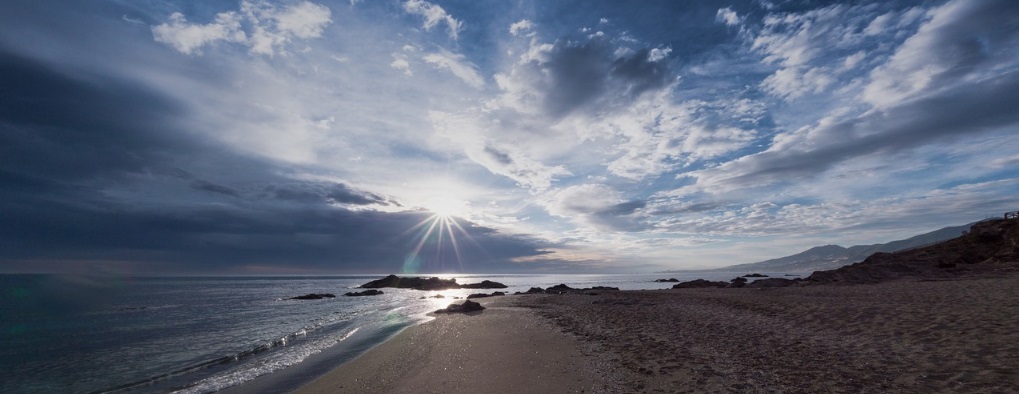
705,223,973,274
806,218,1019,283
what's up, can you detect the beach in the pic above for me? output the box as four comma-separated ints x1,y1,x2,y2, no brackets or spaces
294,297,623,393
295,276,1019,393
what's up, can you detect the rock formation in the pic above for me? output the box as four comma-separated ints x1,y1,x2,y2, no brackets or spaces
435,300,485,313
290,293,336,300
358,275,507,290
344,290,384,297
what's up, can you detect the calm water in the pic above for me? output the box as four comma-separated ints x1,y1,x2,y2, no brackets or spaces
0,273,741,393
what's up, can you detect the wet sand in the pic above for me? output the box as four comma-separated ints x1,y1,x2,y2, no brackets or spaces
295,276,1019,393
294,297,622,393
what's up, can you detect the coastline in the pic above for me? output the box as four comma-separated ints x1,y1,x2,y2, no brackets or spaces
283,275,1019,393
293,296,621,393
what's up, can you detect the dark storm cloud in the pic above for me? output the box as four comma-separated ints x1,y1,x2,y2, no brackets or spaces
266,182,394,206
0,52,185,184
696,70,1019,190
540,40,673,117
0,50,549,274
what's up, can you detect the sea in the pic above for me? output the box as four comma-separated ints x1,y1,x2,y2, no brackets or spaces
0,272,748,393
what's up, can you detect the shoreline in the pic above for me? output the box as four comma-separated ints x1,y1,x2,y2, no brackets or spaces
279,275,1019,393
292,296,621,393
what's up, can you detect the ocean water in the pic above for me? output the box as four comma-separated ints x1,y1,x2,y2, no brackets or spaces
0,273,744,393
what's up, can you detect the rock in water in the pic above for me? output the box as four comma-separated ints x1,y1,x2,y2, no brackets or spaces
290,293,336,300
459,280,509,289
358,274,460,290
344,290,384,296
435,300,485,313
358,275,507,290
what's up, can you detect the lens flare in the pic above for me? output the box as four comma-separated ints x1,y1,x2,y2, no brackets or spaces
400,203,480,274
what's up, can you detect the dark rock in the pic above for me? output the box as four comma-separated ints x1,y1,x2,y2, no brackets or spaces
290,293,336,300
746,278,797,288
466,291,508,299
742,273,769,278
344,290,384,297
589,286,620,291
359,275,459,290
525,287,545,294
672,279,728,289
654,278,680,282
358,275,506,290
435,300,485,314
430,294,446,298
729,277,748,288
546,284,574,293
460,280,508,289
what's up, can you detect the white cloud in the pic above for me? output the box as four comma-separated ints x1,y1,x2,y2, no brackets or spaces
863,0,1019,108
390,53,412,75
403,0,463,40
647,46,671,62
761,66,834,99
427,111,570,192
152,12,246,55
152,0,331,56
840,51,866,71
423,50,484,88
716,7,742,27
509,19,534,37
539,184,648,231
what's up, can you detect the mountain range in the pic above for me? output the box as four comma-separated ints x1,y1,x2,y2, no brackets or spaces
687,223,975,274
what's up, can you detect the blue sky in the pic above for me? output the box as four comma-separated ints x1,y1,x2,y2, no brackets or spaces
2,0,1018,274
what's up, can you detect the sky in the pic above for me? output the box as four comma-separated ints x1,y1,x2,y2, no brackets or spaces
1,0,1018,275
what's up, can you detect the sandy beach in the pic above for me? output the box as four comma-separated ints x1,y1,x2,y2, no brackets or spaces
294,297,623,393
295,276,1019,393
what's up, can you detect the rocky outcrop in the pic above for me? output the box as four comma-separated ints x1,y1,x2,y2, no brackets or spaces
805,218,1019,284
672,279,728,289
435,300,485,313
743,273,769,278
518,284,620,294
460,280,509,289
746,278,798,288
290,293,336,300
358,275,507,290
466,291,506,299
655,278,680,282
344,290,384,297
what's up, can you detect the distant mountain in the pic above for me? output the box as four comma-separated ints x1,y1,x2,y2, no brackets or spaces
806,218,1019,283
698,223,974,274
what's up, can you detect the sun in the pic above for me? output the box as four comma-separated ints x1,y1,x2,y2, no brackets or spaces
424,197,467,219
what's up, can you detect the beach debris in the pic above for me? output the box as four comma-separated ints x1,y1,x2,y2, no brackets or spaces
358,274,507,290
289,293,336,300
435,300,485,313
344,290,384,297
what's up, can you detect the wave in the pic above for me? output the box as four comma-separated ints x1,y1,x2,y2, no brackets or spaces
92,320,357,394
